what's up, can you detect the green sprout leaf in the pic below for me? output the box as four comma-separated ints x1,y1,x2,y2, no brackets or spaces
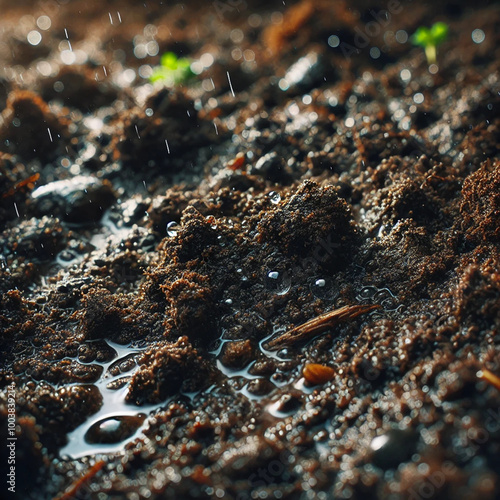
161,52,180,70
150,52,194,86
430,22,449,45
412,27,433,48
411,22,449,65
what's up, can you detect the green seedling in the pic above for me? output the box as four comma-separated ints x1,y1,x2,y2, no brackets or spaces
150,52,194,86
411,22,449,65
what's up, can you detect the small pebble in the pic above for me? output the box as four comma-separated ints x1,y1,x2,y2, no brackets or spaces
245,378,275,396
303,363,335,385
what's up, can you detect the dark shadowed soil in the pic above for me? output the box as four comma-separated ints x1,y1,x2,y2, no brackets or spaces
0,0,499,499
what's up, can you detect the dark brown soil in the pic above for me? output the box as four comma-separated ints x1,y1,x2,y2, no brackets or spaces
0,0,499,499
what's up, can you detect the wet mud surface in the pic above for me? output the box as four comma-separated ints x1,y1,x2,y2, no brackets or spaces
0,0,499,498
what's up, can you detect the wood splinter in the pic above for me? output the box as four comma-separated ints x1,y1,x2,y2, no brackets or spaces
54,460,106,500
2,172,40,199
265,304,380,351
478,368,500,392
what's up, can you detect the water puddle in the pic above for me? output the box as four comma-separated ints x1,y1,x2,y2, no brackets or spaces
356,285,402,315
216,359,259,380
89,210,135,254
63,315,335,458
258,326,293,362
208,326,297,405
60,340,158,459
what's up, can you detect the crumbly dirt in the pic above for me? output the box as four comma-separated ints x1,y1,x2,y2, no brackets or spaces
0,0,499,499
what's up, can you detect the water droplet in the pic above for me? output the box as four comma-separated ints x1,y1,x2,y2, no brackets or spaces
268,191,281,204
58,250,76,262
265,270,291,295
84,415,146,444
266,392,302,417
277,348,289,358
373,288,393,302
381,298,397,310
0,255,10,272
310,277,337,300
357,286,377,300
377,225,389,239
370,428,417,469
166,221,180,237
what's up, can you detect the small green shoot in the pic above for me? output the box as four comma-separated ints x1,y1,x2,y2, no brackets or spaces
150,52,194,86
411,22,449,65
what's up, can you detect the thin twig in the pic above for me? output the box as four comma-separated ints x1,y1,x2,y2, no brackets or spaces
265,304,380,350
54,460,106,500
2,173,40,199
478,368,500,391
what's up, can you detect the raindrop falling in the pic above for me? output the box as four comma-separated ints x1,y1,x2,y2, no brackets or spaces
166,221,180,237
227,71,235,97
268,191,281,204
265,270,291,295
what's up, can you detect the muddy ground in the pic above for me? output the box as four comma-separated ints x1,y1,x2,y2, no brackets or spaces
0,0,499,499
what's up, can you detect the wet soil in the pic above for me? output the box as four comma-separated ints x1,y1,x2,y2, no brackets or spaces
0,0,499,499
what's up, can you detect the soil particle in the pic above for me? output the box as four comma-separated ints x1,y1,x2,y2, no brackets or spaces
77,340,118,364
81,288,126,341
112,88,219,168
246,378,276,397
0,90,68,161
460,159,500,244
15,383,102,452
273,391,304,414
1,215,66,261
126,336,210,405
213,434,292,484
220,340,255,369
175,205,221,262
257,180,359,267
0,153,38,226
18,358,103,385
161,269,218,345
1,0,499,499
454,249,500,327
39,66,119,113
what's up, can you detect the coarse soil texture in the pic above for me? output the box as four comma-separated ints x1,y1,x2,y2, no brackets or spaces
0,0,499,499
